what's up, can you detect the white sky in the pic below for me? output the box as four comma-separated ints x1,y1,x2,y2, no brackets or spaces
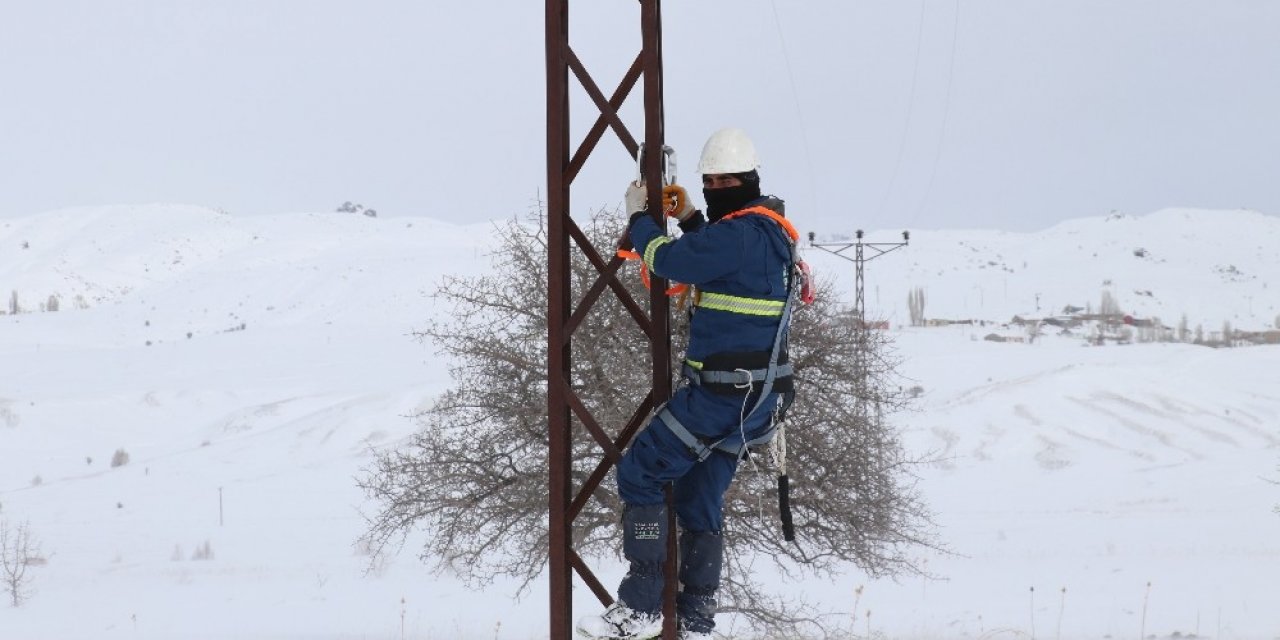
2,1,1278,233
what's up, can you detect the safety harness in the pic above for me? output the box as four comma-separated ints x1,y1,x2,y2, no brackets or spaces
653,204,805,462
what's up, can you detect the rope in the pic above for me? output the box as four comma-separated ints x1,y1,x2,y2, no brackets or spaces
735,374,759,472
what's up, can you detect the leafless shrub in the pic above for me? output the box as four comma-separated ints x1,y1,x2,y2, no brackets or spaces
111,448,130,468
1,519,42,607
358,206,937,637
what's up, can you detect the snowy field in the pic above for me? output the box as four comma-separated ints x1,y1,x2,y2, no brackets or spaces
1,205,1278,639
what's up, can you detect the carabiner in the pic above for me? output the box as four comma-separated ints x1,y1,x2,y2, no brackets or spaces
635,144,677,186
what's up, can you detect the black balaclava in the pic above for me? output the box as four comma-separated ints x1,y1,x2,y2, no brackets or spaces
704,170,761,222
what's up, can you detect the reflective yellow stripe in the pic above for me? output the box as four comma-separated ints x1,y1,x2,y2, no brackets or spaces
685,359,703,370
643,236,673,271
696,291,785,316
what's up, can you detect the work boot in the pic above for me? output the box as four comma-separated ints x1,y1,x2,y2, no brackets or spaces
676,530,724,635
678,632,714,640
575,602,662,640
676,620,716,640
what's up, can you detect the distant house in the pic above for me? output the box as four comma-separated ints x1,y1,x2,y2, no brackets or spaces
983,333,1026,343
928,318,975,327
1012,315,1080,329
1240,330,1280,345
1078,313,1125,324
834,312,891,331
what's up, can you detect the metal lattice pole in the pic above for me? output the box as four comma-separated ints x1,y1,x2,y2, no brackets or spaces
545,2,675,638
808,229,910,416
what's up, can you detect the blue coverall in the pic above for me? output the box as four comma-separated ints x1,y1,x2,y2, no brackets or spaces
614,195,794,634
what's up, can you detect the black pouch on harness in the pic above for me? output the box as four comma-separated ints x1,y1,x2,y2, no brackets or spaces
693,350,794,396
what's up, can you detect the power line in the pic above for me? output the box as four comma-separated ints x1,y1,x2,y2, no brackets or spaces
768,0,819,215
875,0,929,220
911,0,961,223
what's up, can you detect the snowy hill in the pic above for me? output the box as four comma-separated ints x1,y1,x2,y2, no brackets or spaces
815,208,1280,332
1,205,1278,639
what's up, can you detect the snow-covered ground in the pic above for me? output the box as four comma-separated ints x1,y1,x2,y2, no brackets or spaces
1,205,1277,639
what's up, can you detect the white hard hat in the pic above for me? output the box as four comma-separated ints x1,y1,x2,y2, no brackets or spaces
696,127,760,175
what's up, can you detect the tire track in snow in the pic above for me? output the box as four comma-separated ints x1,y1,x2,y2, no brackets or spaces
1067,395,1204,460
1097,391,1240,446
1151,394,1280,447
1015,403,1155,462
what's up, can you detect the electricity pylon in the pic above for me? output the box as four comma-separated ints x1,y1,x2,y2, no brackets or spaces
807,229,910,418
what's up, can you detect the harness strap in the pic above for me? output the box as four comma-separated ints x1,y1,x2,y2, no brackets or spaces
743,236,799,420
682,362,794,387
656,405,780,462
719,205,800,241
657,406,714,462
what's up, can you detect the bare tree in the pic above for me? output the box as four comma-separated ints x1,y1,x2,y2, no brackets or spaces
907,287,926,327
1,519,41,607
358,206,937,637
1099,289,1121,317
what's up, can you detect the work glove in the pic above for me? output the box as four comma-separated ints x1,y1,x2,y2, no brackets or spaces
625,180,648,215
662,184,696,222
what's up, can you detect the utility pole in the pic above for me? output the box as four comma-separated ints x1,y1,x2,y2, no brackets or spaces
807,230,910,329
807,229,909,417
545,2,674,638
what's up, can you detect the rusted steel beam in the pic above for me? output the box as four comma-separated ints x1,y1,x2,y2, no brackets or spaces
563,257,646,341
569,392,655,520
566,387,625,462
547,1,671,638
544,0,573,638
567,54,645,183
564,220,650,338
566,46,641,157
638,2,678,638
570,549,614,607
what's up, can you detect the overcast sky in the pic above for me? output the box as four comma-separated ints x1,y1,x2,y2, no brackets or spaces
3,1,1278,234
